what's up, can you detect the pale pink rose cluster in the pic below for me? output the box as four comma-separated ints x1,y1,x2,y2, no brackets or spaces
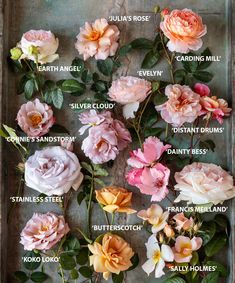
108,76,152,119
160,9,207,53
174,162,235,205
20,212,69,250
126,137,171,201
75,18,120,60
25,146,83,196
16,98,55,137
79,110,131,164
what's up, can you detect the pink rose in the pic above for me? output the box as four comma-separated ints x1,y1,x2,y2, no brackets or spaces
173,213,194,231
25,146,83,196
194,83,210,97
127,136,171,168
173,236,202,263
75,18,120,60
160,9,207,53
156,84,201,127
111,119,132,150
174,162,235,205
108,76,152,119
20,212,69,250
19,30,59,64
126,168,143,186
16,98,55,137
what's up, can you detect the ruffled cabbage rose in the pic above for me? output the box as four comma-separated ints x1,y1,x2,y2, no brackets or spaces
160,9,207,53
16,99,55,137
174,162,235,205
75,18,120,60
19,30,59,64
20,212,69,250
25,146,83,196
156,84,201,127
108,76,152,119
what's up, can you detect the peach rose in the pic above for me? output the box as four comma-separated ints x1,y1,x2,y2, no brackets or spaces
164,224,175,238
20,212,69,250
75,18,120,60
173,236,202,263
88,233,134,280
160,9,207,53
95,186,136,214
173,213,194,231
155,84,201,127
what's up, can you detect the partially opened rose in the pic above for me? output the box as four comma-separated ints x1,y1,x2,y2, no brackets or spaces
16,99,55,137
25,146,83,196
160,9,207,53
19,30,59,64
88,233,134,280
173,213,194,231
174,162,235,205
96,186,136,214
20,212,69,250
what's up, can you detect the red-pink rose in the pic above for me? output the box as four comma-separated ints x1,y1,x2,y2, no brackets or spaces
194,83,210,97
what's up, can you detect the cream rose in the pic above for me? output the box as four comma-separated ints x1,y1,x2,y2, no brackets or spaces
174,162,235,205
25,146,83,196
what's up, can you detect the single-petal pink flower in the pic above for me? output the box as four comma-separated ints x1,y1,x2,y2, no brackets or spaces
126,168,144,187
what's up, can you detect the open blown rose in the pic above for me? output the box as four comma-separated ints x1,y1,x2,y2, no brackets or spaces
20,212,70,250
16,99,55,137
75,18,120,60
25,146,83,196
160,9,207,53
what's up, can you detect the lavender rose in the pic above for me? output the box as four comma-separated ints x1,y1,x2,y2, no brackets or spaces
25,146,83,196
16,99,55,137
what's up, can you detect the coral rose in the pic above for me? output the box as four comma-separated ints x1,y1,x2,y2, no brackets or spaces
20,212,69,250
88,233,134,280
19,30,59,64
156,84,201,127
16,99,55,137
108,76,152,119
95,186,136,214
160,9,207,53
173,213,194,231
75,18,120,60
25,146,83,196
174,162,235,205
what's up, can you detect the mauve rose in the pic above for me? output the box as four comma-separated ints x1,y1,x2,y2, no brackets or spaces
16,99,55,137
156,84,201,127
19,30,59,64
174,162,235,205
108,76,152,119
60,140,74,152
75,18,120,60
160,9,207,53
25,146,83,196
20,212,69,250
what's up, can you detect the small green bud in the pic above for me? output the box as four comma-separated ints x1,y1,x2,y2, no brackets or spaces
10,47,22,60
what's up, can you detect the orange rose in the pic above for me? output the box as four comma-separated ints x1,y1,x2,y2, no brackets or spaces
88,233,134,280
160,9,207,53
95,186,136,214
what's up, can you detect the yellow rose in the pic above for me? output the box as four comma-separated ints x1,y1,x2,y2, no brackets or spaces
88,233,134,280
95,186,136,214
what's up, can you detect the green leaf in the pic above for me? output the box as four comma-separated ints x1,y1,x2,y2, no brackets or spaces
93,164,109,176
118,44,132,56
152,81,160,92
141,50,160,69
94,178,105,187
190,252,199,266
76,248,89,265
17,75,29,94
127,253,139,271
193,71,213,82
61,79,86,95
174,69,187,84
97,58,114,76
70,269,79,279
23,251,41,270
31,272,48,283
79,266,93,278
153,92,168,106
164,277,186,283
63,235,80,253
199,139,216,152
77,191,85,205
201,272,219,283
205,261,228,277
52,88,64,109
205,233,227,257
24,79,35,100
81,162,93,174
70,57,85,78
14,271,29,282
112,272,124,283
93,72,100,82
197,48,212,70
0,128,8,138
181,53,198,73
144,127,164,138
197,221,216,245
50,124,69,134
214,214,229,230
81,70,92,83
130,38,153,49
43,90,53,104
59,253,76,270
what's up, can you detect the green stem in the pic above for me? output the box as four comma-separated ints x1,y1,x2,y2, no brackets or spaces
165,123,169,139
133,122,142,148
111,213,115,225
59,264,66,283
87,172,94,238
76,227,92,244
